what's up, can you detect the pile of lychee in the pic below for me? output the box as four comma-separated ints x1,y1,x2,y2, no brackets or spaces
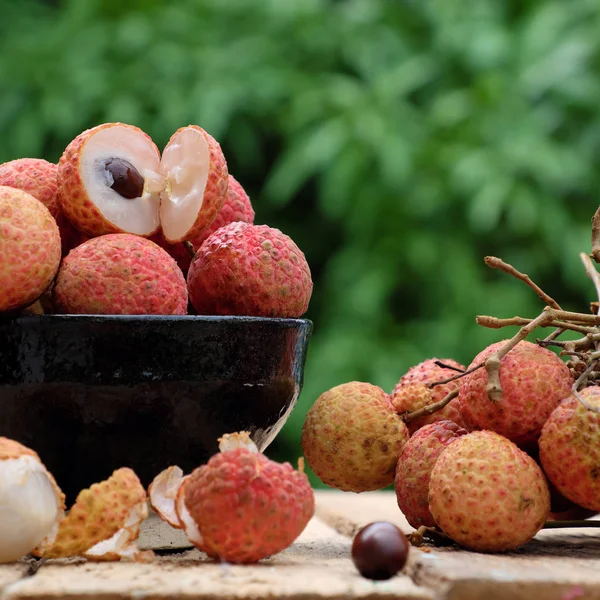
302,339,600,552
0,432,314,565
0,123,312,318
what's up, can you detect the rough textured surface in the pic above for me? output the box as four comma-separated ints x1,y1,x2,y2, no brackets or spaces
1,517,431,600
395,421,467,529
53,234,188,315
188,222,312,318
38,468,146,559
539,389,600,512
58,122,161,238
458,340,573,445
161,125,229,243
184,446,314,563
391,358,466,434
0,186,61,312
302,382,410,492
429,431,550,552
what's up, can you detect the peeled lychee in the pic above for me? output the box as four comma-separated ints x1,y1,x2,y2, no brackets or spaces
301,382,410,492
0,186,61,312
53,234,188,315
429,430,550,552
187,222,312,317
539,388,600,512
37,467,151,561
58,122,228,241
151,432,314,564
394,420,467,529
458,340,573,445
0,438,65,563
391,358,466,434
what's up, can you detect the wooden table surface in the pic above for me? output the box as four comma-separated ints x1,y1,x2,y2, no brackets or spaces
2,490,599,600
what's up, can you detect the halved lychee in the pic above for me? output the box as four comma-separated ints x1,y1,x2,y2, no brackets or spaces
58,123,228,241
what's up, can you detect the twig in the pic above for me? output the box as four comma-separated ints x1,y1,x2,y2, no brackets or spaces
591,206,600,263
434,360,465,374
183,241,196,260
477,316,597,335
581,252,600,313
571,361,600,414
543,327,566,343
427,363,485,388
402,390,459,424
484,256,562,310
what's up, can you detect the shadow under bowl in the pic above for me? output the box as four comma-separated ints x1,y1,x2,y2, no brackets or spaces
0,314,312,502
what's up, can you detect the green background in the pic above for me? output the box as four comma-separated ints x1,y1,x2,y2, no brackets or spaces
2,0,599,485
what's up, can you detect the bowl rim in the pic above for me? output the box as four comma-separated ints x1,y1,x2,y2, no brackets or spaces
0,314,313,327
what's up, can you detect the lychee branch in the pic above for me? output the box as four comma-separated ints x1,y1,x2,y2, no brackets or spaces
477,316,598,335
433,360,465,374
402,390,459,424
580,252,600,313
590,206,600,264
484,256,562,310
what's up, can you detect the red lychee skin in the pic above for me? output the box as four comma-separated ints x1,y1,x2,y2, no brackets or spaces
0,158,83,256
539,388,600,512
58,123,161,238
458,340,573,445
162,125,228,243
301,382,410,492
429,430,550,552
394,420,467,529
391,358,467,434
151,175,254,276
183,448,314,564
53,234,188,315
187,222,312,318
190,175,255,247
0,186,61,312
0,159,60,217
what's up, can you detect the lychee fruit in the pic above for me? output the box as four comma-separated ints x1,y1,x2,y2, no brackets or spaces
150,432,314,564
458,340,573,445
187,222,312,318
428,430,550,552
36,467,151,561
391,358,466,434
0,437,65,563
394,420,467,529
151,175,255,276
0,186,61,312
58,122,228,241
53,233,188,315
539,388,600,512
301,382,410,492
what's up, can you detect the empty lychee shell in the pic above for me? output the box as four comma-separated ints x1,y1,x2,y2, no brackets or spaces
148,466,186,529
0,437,65,563
58,122,228,241
36,467,152,562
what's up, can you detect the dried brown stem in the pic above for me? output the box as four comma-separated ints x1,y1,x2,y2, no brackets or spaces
543,327,566,343
572,362,600,414
484,256,562,310
543,520,600,529
591,206,600,263
183,241,196,259
434,360,465,373
402,390,459,424
477,316,597,335
580,252,600,312
427,363,484,389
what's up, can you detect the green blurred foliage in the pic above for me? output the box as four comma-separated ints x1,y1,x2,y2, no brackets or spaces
1,0,600,484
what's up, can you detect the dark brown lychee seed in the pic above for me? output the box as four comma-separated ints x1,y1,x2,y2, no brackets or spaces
103,158,145,199
351,521,409,580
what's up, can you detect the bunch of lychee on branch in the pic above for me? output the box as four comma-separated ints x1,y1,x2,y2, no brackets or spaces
301,207,600,553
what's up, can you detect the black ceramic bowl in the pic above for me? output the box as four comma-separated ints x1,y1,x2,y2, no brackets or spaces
0,315,312,501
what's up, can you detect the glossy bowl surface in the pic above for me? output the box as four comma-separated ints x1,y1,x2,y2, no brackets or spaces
0,315,312,501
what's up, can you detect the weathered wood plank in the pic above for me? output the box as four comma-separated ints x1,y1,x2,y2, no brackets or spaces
316,489,600,600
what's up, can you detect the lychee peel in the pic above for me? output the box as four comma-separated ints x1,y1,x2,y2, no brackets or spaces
539,388,600,512
53,234,188,315
187,222,312,318
394,420,467,529
38,467,148,559
391,358,466,433
301,382,410,492
182,432,314,563
0,186,61,312
148,466,186,529
429,430,550,552
458,340,573,445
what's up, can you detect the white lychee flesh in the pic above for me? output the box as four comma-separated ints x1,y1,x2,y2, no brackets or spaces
81,125,163,235
0,456,62,562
